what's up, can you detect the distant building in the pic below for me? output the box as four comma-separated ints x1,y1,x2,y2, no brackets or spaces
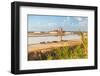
34,32,41,33
49,31,57,34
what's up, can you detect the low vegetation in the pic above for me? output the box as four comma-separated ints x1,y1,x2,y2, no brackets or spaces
28,32,88,60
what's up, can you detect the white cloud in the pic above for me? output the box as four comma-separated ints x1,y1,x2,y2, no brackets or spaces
75,17,83,21
78,18,83,21
48,23,57,26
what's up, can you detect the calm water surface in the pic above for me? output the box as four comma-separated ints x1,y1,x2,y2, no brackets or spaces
28,34,80,45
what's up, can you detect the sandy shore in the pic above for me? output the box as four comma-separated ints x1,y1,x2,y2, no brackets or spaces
28,39,81,53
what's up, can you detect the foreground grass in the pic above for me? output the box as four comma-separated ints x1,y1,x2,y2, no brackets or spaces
28,32,88,60
28,44,87,60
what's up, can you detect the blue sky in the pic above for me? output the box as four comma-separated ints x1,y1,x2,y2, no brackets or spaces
28,15,88,32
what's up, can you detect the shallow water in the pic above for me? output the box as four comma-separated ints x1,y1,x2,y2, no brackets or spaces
28,34,80,45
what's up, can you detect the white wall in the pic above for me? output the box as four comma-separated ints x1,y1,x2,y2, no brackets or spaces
0,0,99,76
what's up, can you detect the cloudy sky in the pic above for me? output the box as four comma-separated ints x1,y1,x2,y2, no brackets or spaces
28,15,88,32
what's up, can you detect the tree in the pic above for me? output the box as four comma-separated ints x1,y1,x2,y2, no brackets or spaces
57,27,65,41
